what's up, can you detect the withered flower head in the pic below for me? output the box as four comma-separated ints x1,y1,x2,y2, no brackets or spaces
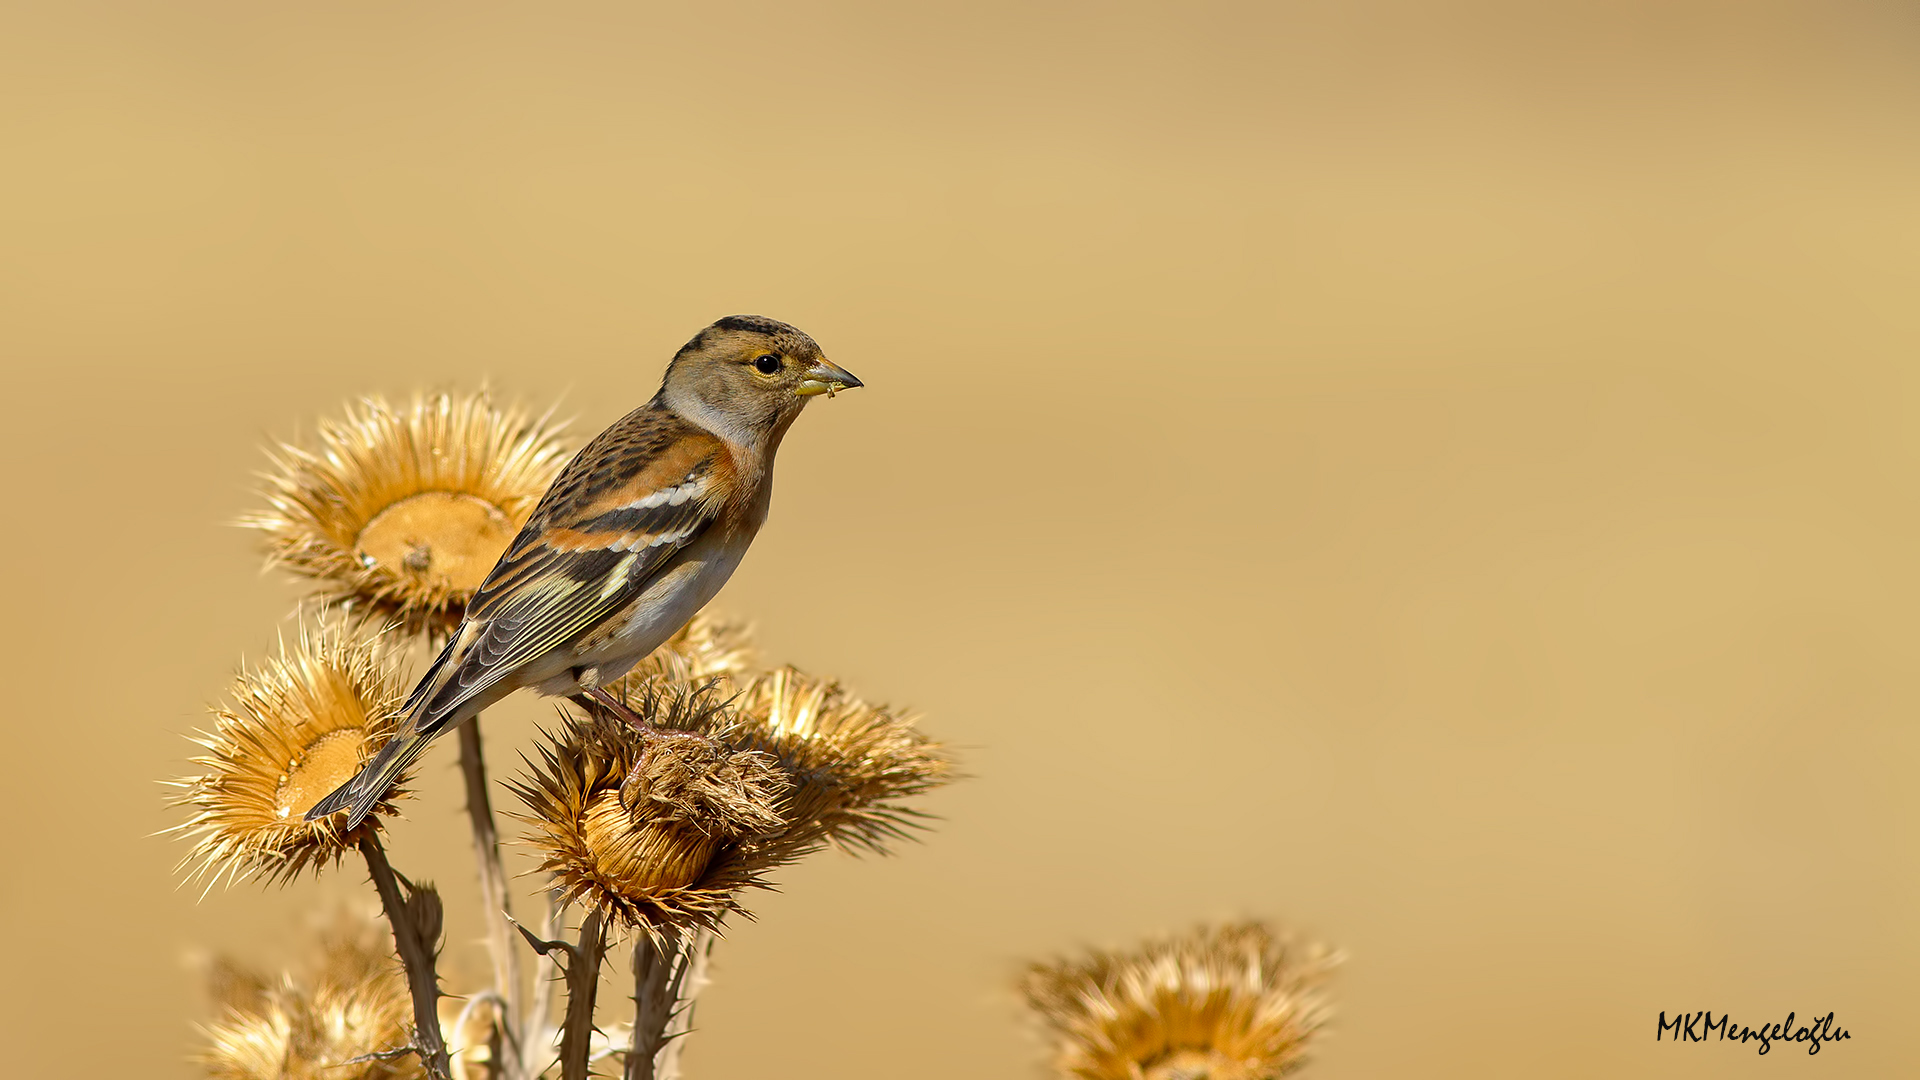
200,909,421,1080
169,622,412,888
241,390,571,636
511,671,953,938
510,686,791,937
730,667,953,854
1022,922,1338,1080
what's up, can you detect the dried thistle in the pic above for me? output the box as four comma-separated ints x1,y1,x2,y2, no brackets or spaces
730,667,954,854
200,910,422,1080
511,671,953,941
241,390,571,636
509,687,792,938
1022,922,1339,1080
169,622,412,888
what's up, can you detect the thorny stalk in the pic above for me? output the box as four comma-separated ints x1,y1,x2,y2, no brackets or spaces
558,909,608,1080
624,930,686,1080
456,712,526,1080
642,928,716,1080
358,832,452,1080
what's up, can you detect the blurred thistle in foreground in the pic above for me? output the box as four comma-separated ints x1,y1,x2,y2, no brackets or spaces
1023,922,1339,1080
241,390,571,636
169,622,413,888
200,910,420,1080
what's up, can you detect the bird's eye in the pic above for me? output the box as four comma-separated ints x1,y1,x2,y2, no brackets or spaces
753,354,781,375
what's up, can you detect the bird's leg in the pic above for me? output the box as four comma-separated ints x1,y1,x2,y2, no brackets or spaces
578,686,662,737
577,687,678,809
578,686,717,814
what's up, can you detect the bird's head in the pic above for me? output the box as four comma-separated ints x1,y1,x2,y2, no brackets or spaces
659,315,862,447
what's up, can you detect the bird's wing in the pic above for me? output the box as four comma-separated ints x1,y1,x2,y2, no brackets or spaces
405,405,736,730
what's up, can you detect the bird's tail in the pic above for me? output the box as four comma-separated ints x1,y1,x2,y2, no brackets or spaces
303,722,441,830
306,632,464,829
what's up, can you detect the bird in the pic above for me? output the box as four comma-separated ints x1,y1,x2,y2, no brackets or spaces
307,314,862,829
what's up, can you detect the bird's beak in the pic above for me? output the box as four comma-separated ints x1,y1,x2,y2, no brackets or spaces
796,359,864,398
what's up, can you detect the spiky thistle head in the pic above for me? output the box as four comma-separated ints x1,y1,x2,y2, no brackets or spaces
1022,922,1339,1080
729,666,954,854
509,685,792,939
168,621,412,889
510,671,953,941
240,389,571,637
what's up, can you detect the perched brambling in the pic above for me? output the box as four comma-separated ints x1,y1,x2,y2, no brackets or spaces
308,315,862,828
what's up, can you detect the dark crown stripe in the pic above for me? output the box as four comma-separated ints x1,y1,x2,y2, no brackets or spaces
713,314,796,335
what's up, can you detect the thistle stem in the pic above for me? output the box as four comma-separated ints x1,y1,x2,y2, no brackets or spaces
558,908,608,1080
358,832,452,1080
652,928,716,1080
625,930,682,1080
455,713,525,1080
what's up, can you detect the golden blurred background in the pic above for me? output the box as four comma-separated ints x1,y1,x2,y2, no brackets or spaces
2,1,1917,1076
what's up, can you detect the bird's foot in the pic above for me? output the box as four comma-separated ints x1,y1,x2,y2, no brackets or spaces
581,687,711,810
